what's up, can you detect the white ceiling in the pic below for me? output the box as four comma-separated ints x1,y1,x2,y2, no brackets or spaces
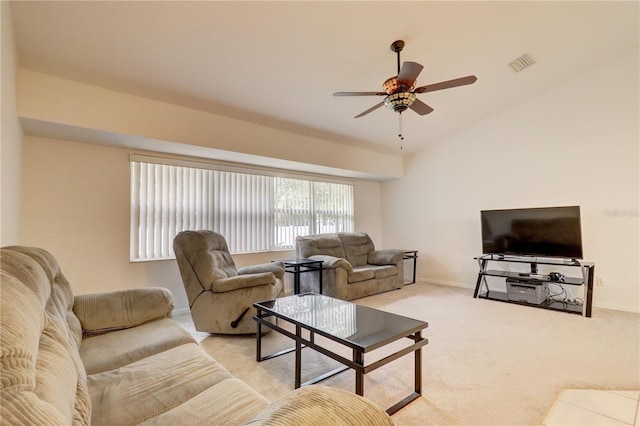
9,1,639,155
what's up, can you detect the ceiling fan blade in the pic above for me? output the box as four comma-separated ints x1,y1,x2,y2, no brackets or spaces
334,91,386,96
414,75,477,93
397,61,424,86
354,102,384,118
410,99,434,115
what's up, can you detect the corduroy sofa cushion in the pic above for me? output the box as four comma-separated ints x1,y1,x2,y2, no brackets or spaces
86,343,261,425
80,318,196,375
246,385,394,426
74,287,174,336
1,247,91,425
140,377,270,425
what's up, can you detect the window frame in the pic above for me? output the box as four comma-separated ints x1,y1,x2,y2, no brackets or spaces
129,154,355,261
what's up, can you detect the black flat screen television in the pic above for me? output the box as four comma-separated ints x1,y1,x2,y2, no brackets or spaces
481,206,583,259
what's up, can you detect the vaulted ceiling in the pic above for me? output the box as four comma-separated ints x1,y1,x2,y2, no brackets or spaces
10,1,639,155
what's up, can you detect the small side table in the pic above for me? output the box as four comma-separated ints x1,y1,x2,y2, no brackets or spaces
402,250,418,284
280,258,323,294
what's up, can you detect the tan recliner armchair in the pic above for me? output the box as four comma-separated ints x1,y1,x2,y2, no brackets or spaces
173,230,284,334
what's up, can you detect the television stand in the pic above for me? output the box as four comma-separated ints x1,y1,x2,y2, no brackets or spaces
473,255,595,317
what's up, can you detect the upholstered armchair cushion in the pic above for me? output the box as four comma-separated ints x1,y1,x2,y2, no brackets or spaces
338,232,375,267
368,249,404,266
174,230,241,294
74,288,174,336
238,261,285,279
295,233,345,259
306,254,353,272
212,272,276,293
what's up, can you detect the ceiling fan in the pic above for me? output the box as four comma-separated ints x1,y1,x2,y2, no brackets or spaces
333,40,477,143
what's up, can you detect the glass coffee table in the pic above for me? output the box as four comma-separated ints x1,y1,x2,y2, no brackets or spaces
254,293,428,415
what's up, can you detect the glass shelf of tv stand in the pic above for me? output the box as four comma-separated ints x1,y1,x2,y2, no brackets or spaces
476,290,585,315
477,269,585,286
473,255,595,317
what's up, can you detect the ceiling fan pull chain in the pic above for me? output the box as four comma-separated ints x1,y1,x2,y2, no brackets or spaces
398,113,404,149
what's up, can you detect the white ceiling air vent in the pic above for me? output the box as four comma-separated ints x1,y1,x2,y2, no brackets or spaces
509,53,536,73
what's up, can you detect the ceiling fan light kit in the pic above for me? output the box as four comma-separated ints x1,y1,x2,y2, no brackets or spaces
334,40,477,147
384,91,416,113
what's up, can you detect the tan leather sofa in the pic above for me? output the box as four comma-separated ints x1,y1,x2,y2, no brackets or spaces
295,232,405,300
0,246,393,425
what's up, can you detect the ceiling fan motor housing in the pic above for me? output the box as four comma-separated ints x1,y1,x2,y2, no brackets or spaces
383,76,416,95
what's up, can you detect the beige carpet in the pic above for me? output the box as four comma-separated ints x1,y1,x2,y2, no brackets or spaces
184,283,639,425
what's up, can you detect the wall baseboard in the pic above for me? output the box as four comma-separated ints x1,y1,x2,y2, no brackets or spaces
172,307,190,317
418,277,475,290
591,301,640,314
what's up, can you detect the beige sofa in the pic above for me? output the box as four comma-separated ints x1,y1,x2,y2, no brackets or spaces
0,246,393,425
295,232,405,300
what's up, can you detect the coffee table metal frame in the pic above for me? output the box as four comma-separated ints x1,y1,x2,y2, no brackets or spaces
253,293,428,415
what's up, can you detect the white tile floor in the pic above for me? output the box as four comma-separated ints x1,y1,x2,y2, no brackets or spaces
543,389,640,425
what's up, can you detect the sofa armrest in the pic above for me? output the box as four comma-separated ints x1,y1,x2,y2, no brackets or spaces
212,272,275,293
247,385,393,425
307,255,353,273
73,287,174,336
238,261,284,279
368,249,404,266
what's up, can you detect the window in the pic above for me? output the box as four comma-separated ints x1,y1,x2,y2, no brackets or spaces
130,155,354,261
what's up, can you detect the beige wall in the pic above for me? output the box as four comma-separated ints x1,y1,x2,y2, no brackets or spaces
17,70,403,181
1,2,23,245
382,47,640,312
20,137,383,310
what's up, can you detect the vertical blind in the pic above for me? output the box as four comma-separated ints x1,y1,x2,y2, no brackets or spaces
130,157,354,261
